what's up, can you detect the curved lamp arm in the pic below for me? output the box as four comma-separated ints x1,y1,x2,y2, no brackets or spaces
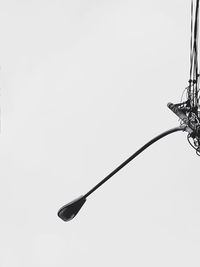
58,125,187,222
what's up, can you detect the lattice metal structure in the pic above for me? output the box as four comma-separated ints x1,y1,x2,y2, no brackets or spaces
168,0,200,155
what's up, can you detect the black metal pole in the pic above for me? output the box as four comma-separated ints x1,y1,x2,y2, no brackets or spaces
84,126,186,198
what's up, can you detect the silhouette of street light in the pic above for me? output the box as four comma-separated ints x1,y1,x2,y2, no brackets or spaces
58,125,189,222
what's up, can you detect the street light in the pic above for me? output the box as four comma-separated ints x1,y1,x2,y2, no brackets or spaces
58,125,189,222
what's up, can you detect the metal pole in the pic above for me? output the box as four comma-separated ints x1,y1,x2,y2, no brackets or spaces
84,126,186,199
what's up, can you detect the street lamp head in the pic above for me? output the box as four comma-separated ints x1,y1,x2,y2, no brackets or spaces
58,196,86,222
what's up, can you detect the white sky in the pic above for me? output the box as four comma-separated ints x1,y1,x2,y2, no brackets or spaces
1,0,200,266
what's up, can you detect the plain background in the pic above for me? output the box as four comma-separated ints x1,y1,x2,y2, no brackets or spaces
1,0,200,266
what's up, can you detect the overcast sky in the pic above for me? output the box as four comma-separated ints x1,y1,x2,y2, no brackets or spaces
1,0,200,266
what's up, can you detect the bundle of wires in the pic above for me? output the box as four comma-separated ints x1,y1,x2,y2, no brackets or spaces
188,0,200,115
184,0,200,154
